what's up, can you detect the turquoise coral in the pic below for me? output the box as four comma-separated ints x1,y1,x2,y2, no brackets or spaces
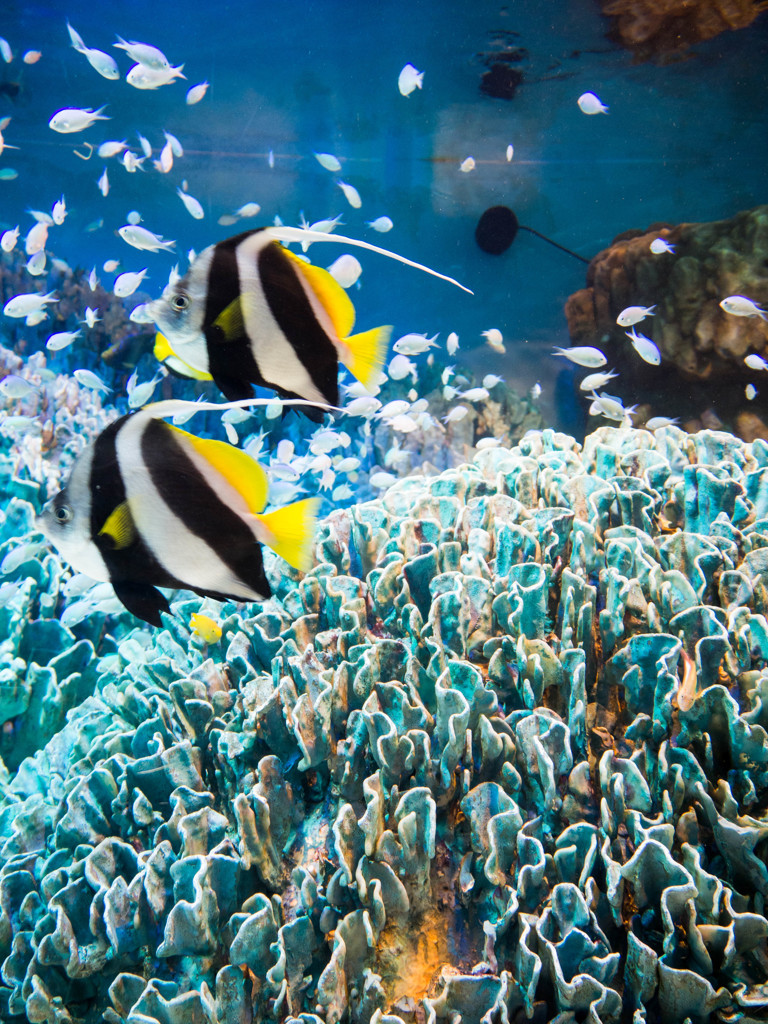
2,423,768,1020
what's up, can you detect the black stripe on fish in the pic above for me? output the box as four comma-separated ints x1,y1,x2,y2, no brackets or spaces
140,417,271,600
89,416,127,538
256,239,339,407
202,231,273,402
202,232,245,332
89,415,187,598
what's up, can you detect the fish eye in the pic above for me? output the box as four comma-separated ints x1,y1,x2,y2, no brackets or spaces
54,504,73,524
171,293,189,311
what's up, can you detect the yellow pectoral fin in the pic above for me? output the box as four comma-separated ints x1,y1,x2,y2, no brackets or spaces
99,501,136,550
170,427,269,514
155,331,213,381
154,331,173,362
339,324,392,391
254,497,320,571
213,296,246,341
282,247,356,338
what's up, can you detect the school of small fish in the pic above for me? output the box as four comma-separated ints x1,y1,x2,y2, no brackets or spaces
0,16,765,626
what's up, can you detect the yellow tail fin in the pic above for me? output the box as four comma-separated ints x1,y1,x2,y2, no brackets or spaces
340,325,392,391
254,497,320,571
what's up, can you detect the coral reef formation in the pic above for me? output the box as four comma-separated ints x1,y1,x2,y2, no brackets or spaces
599,0,768,60
1,422,768,1021
565,204,768,435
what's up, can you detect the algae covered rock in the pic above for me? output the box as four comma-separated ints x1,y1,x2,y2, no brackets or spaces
565,205,768,433
2,424,768,1021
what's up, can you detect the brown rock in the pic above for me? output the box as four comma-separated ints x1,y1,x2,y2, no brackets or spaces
600,0,768,61
564,205,768,380
735,410,768,442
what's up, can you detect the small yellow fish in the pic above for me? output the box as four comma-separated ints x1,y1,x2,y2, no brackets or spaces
189,612,222,644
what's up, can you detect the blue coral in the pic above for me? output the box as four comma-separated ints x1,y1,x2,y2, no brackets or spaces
1,423,768,1021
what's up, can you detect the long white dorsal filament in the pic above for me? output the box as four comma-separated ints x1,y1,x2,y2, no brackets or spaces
145,397,344,420
265,226,474,295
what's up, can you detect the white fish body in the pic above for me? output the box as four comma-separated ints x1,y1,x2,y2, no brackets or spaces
164,130,183,157
0,375,39,399
46,329,81,351
127,63,184,90
337,180,362,208
114,269,148,297
67,24,120,80
177,188,204,219
1,226,19,252
98,167,109,196
129,303,154,323
482,374,503,389
645,416,679,430
346,395,381,418
721,295,767,320
158,139,174,173
49,106,109,133
4,290,57,317
589,391,635,422
370,471,397,489
460,157,475,173
73,368,111,392
443,405,469,424
617,304,656,326
530,383,542,400
122,151,145,173
52,196,67,225
327,254,362,288
186,81,209,105
578,92,608,114
744,354,768,371
393,332,439,356
83,307,100,328
446,331,459,355
127,369,164,408
25,310,49,326
366,216,393,233
98,140,127,158
88,267,99,289
650,238,675,254
114,37,170,70
236,202,261,218
0,38,12,63
389,414,419,433
25,221,48,255
135,132,152,157
462,387,490,402
388,354,417,381
579,369,618,391
626,327,661,365
506,144,514,161
22,50,40,64
26,251,47,276
552,345,606,367
379,400,411,420
746,384,758,400
482,328,505,353
398,63,423,96
119,225,175,252
314,152,341,172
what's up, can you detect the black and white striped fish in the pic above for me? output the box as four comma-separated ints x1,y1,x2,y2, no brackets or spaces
37,401,319,626
147,227,472,419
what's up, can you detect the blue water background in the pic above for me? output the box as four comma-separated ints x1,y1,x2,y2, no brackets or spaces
1,0,767,431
